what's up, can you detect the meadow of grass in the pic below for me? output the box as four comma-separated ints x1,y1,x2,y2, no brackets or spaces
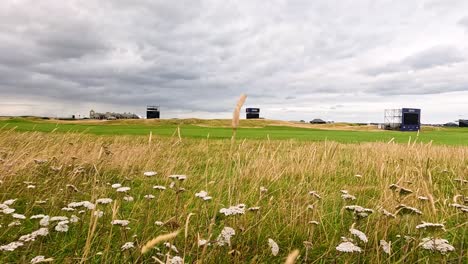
0,129,466,263
1,118,468,146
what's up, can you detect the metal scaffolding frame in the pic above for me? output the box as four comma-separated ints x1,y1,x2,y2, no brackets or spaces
384,109,402,130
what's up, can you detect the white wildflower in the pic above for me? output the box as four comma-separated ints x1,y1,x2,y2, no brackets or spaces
153,185,166,190
336,241,362,253
96,198,113,204
8,220,22,226
144,194,155,199
155,221,164,226
2,199,16,206
164,242,179,253
340,190,349,194
121,242,135,251
27,185,36,189
116,187,131,193
419,237,455,254
12,213,26,219
170,256,184,264
355,174,362,178
19,227,49,242
344,205,374,218
0,241,24,251
70,215,79,223
94,210,104,218
144,171,157,177
67,201,95,210
55,220,69,232
416,222,445,231
195,191,212,201
2,208,15,214
61,207,75,212
380,209,396,218
380,240,391,255
39,216,50,226
453,178,467,184
169,182,175,189
219,204,246,216
123,196,134,202
418,196,429,201
216,227,235,246
350,228,368,243
307,204,314,210
260,186,268,193
111,183,122,188
309,191,322,199
50,216,68,222
169,175,187,181
30,214,47,219
396,204,422,215
111,220,130,226
450,203,468,213
30,255,54,263
268,238,279,256
341,193,356,200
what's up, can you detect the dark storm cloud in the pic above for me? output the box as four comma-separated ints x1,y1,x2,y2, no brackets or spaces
0,0,468,122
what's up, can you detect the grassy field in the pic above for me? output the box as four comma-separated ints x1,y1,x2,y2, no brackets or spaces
1,117,468,146
0,127,466,263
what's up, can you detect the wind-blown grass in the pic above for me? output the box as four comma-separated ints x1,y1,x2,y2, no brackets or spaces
0,130,466,263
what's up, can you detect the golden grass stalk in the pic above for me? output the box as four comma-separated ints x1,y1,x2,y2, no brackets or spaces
284,249,300,264
141,230,180,254
232,93,247,129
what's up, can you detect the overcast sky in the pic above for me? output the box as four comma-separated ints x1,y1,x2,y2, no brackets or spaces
1,0,468,123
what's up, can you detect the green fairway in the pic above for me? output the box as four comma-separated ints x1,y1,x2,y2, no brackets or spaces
1,118,467,145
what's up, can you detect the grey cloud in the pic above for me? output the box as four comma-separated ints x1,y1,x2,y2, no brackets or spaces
364,46,465,76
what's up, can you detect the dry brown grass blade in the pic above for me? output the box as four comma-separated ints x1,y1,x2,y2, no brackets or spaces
232,93,247,129
284,249,300,264
141,230,180,254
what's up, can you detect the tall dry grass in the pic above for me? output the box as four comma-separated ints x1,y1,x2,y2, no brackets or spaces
0,130,466,263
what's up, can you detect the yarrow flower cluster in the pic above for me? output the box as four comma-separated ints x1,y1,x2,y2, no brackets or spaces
416,222,445,231
195,191,212,201
350,228,368,243
96,198,113,204
111,220,130,226
344,205,374,218
30,256,54,263
121,242,135,251
144,171,157,177
419,237,455,254
380,240,391,255
216,227,235,246
168,175,187,181
336,241,362,253
67,201,95,210
268,239,279,256
219,204,246,216
116,187,131,193
396,204,422,215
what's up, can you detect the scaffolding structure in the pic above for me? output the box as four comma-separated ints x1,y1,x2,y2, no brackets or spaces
384,109,402,130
